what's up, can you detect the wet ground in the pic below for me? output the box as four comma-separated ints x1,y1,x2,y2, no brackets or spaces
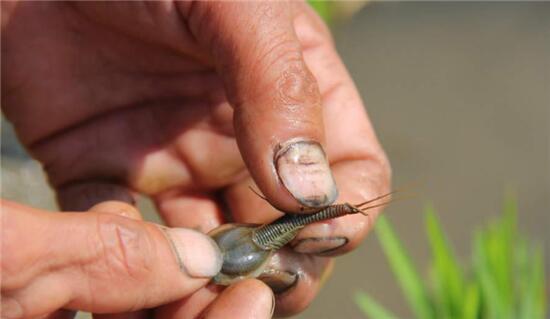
2,2,549,318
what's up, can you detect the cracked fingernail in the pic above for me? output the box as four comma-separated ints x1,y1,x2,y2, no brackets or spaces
163,228,222,278
275,139,338,208
292,236,349,255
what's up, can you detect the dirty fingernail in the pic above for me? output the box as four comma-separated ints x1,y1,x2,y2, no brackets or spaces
275,139,338,208
164,228,223,278
259,270,299,295
292,237,348,255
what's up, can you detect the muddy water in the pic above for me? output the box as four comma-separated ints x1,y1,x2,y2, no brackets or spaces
2,2,548,319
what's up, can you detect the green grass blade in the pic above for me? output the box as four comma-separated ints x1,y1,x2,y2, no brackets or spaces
530,247,545,319
428,267,452,319
425,205,465,318
518,245,546,319
462,282,481,319
495,195,517,311
375,215,434,319
473,229,507,319
358,193,546,319
515,237,530,319
469,195,518,319
537,246,547,318
307,1,332,24
355,291,399,319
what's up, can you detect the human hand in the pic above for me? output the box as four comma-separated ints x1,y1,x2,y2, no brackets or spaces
1,200,271,319
1,1,390,317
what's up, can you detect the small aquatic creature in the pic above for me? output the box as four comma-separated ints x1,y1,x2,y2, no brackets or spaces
210,190,394,285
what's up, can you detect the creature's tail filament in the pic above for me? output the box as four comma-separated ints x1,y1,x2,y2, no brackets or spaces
354,190,396,209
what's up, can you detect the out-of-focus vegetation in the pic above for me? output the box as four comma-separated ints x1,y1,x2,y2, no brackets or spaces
308,1,368,25
355,196,547,319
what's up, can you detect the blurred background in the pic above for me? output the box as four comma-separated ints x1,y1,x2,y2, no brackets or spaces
2,2,548,318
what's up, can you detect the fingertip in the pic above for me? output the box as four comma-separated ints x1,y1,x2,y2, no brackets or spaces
203,279,274,319
162,227,223,278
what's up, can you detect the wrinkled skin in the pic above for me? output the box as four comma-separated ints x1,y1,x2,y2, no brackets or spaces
1,1,390,318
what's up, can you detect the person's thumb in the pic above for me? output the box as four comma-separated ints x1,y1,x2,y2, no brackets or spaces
1,200,222,318
180,2,338,212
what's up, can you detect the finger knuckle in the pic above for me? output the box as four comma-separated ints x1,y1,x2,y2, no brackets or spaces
274,62,321,111
94,214,155,281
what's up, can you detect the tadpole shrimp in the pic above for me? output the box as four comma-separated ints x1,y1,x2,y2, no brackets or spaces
209,189,395,285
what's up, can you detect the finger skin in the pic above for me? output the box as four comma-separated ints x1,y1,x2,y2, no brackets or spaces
88,200,142,220
155,192,224,234
261,248,331,317
89,201,148,319
201,279,274,319
1,200,221,318
179,1,336,213
153,251,329,318
290,160,390,256
153,195,225,319
224,176,283,225
154,284,222,319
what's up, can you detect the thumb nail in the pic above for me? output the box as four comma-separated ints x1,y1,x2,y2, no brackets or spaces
163,228,222,278
275,138,338,208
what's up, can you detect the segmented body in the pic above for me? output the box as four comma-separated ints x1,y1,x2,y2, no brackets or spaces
210,191,393,285
252,203,360,250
